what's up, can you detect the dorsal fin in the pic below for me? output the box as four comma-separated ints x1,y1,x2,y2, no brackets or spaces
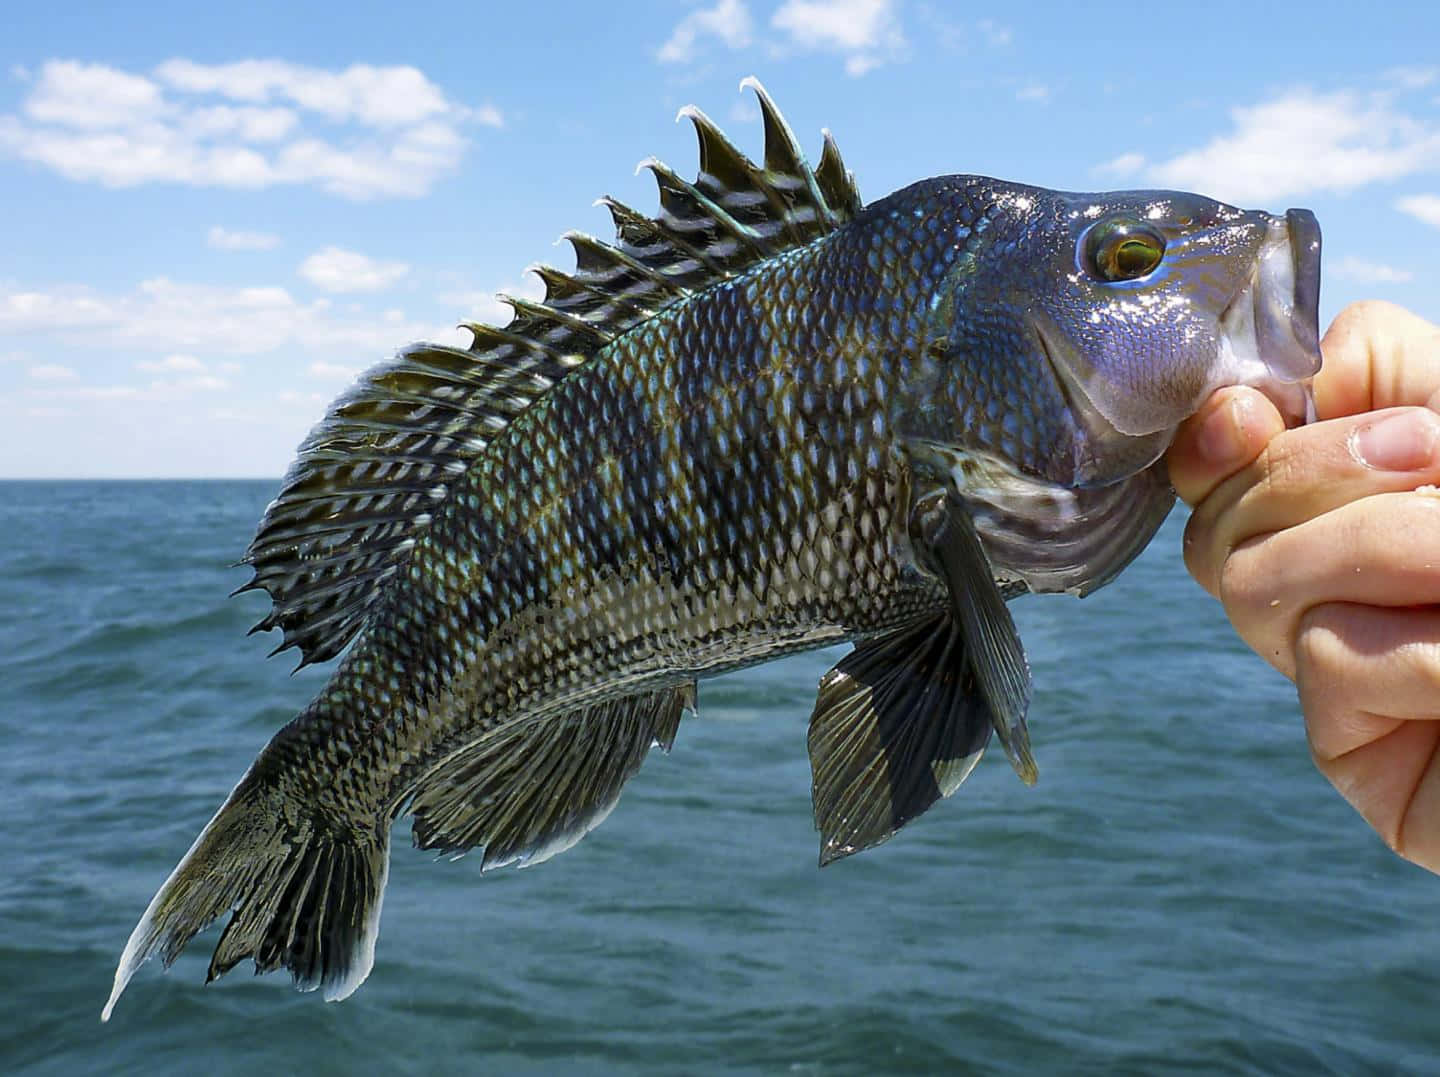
239,78,864,666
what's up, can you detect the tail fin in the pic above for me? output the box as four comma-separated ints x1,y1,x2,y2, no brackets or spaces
101,764,389,1021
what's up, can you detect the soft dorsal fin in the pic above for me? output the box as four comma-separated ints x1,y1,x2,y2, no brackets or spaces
239,78,863,667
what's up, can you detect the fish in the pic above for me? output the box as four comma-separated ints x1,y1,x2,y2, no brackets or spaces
102,78,1322,1020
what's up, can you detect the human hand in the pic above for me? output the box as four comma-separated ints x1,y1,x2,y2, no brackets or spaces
1167,301,1440,872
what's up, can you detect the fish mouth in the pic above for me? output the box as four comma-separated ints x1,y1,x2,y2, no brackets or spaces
1216,208,1323,426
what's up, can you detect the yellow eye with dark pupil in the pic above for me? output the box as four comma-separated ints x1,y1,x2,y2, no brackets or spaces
1092,228,1165,282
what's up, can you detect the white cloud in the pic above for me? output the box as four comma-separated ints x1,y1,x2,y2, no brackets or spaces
155,59,450,128
1016,83,1049,104
23,60,166,129
1102,88,1440,205
29,363,77,380
299,247,410,293
308,360,362,381
1,290,119,330
208,226,281,251
182,105,297,142
30,371,229,404
0,350,28,363
772,0,907,76
1397,193,1440,228
658,0,754,63
1385,65,1438,90
1,277,465,359
137,353,206,372
1331,255,1414,284
0,58,497,199
1095,151,1146,178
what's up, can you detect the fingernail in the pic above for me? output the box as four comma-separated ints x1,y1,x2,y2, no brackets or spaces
1196,394,1251,465
1352,409,1440,471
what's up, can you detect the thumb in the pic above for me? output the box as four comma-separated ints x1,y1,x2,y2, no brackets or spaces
1167,386,1286,509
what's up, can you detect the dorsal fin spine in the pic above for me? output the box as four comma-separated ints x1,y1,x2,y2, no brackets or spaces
500,295,617,345
528,263,657,324
242,83,864,666
598,196,729,279
642,158,773,257
742,78,843,239
683,105,814,247
563,232,689,297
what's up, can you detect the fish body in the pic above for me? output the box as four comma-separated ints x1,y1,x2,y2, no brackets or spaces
104,82,1322,1019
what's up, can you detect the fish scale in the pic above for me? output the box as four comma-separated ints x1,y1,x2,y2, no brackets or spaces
367,198,957,744
104,80,1323,1018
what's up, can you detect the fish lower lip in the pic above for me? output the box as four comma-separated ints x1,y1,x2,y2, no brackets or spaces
1215,209,1323,427
1253,209,1323,385
1286,208,1322,356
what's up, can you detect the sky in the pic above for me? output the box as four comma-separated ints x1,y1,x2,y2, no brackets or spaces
1,0,1438,478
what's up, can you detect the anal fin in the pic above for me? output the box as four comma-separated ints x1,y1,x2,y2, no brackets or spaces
808,615,992,865
409,684,692,869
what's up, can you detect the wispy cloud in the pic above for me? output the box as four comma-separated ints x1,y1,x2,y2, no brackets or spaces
299,247,409,293
1331,255,1414,284
307,360,361,383
208,226,281,251
438,275,547,327
772,0,907,76
136,353,206,373
0,59,499,199
28,363,77,380
976,18,1012,46
1096,86,1440,204
1397,193,1440,228
1016,83,1049,104
656,0,908,76
1,277,464,359
1384,65,1438,90
1095,151,1145,178
658,0,754,64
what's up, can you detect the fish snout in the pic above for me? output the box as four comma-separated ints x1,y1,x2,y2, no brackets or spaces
1218,208,1324,427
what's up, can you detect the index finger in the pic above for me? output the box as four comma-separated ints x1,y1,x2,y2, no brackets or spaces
1316,301,1440,420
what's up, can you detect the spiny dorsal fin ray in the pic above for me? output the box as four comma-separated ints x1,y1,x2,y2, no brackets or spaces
815,130,862,219
241,79,862,666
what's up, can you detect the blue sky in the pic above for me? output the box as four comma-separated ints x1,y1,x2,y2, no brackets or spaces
2,0,1437,477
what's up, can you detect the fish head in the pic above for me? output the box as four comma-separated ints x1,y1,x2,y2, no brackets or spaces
917,183,1322,488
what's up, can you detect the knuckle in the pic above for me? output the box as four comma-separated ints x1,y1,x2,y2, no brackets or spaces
1330,299,1401,340
1180,513,1215,591
1294,606,1344,680
1216,541,1261,615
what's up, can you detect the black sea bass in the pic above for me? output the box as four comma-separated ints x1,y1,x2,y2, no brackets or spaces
104,80,1322,1018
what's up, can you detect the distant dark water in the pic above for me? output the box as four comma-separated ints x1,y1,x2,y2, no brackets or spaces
2,480,1437,1075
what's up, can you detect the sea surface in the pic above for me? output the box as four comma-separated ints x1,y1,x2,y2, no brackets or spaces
2,479,1437,1075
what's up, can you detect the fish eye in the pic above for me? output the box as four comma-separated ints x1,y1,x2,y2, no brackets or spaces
1084,220,1166,282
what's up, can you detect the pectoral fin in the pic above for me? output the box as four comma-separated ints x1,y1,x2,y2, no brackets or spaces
916,493,1037,785
808,615,992,865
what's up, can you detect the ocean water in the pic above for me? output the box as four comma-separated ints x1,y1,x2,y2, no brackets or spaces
2,479,1437,1075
